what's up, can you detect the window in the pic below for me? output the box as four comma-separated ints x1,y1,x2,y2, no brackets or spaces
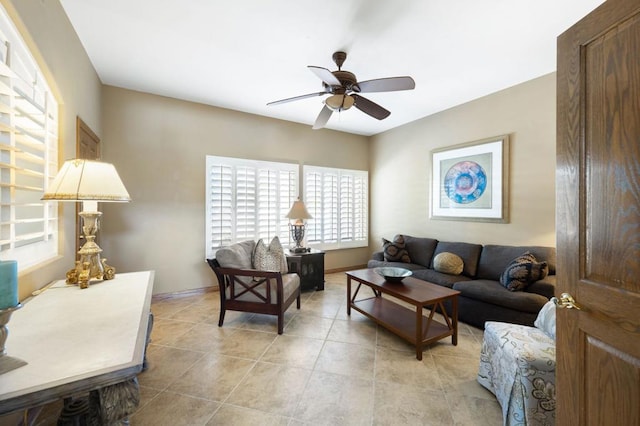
304,165,368,250
0,6,59,270
205,156,297,258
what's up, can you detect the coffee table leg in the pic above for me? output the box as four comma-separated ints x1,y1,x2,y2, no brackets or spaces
415,306,423,360
452,296,458,346
346,276,351,316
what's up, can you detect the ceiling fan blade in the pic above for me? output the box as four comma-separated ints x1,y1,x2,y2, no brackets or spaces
267,91,328,106
308,66,341,87
355,76,415,93
312,105,333,129
352,94,390,120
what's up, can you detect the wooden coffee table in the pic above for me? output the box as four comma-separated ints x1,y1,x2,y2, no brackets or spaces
346,269,460,360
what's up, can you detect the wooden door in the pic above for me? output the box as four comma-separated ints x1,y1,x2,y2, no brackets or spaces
557,0,640,424
75,117,101,256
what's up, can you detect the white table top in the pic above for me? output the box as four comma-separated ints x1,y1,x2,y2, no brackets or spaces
0,271,154,414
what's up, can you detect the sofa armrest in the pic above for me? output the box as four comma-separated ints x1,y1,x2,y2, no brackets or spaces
371,251,384,261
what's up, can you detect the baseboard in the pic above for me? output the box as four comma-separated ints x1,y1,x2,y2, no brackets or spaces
325,264,367,274
152,285,219,301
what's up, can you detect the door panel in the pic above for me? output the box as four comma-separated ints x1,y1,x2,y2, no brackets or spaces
557,0,640,424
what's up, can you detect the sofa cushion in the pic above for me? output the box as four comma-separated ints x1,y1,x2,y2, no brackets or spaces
431,241,482,277
433,252,464,275
477,245,556,280
500,252,549,291
253,236,288,273
367,259,427,272
453,280,549,313
412,269,472,288
382,234,412,263
216,240,255,270
402,235,438,268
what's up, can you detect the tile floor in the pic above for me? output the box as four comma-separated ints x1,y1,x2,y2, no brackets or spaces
2,272,503,426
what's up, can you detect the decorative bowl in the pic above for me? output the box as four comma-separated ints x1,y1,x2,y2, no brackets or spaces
374,267,412,283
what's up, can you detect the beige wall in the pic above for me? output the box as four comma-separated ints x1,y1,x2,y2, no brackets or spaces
100,86,370,295
369,73,556,250
2,0,103,301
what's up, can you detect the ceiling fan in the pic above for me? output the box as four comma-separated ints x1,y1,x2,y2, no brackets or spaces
267,51,415,129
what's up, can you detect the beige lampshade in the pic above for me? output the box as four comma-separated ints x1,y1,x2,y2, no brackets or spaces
42,159,131,202
325,94,355,111
285,199,312,220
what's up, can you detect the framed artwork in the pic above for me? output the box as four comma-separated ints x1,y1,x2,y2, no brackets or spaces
430,134,509,223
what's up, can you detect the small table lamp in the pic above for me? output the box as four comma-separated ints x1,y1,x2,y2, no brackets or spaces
42,159,131,289
285,198,313,253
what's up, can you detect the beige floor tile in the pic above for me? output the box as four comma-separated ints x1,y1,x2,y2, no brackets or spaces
171,322,238,352
315,340,375,380
241,310,297,334
150,297,197,319
216,329,277,359
327,317,377,347
294,370,373,426
226,362,311,416
129,390,219,426
259,334,324,369
285,313,335,340
137,344,204,390
446,394,503,426
169,302,220,324
168,353,255,401
298,296,340,318
375,346,443,391
137,385,161,411
434,354,496,400
373,381,454,425
427,332,483,359
375,326,416,353
150,318,197,346
206,404,290,425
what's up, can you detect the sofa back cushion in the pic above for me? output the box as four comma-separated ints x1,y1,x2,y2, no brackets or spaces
431,241,482,277
403,235,438,268
477,245,556,280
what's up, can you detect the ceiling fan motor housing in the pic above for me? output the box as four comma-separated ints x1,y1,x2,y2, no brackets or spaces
324,70,358,93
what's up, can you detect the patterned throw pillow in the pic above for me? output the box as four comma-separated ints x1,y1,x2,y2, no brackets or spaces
252,236,288,273
433,252,464,275
500,252,549,291
382,234,412,263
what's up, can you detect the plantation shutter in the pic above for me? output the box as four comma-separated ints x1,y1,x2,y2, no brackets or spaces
304,166,368,250
205,156,297,258
0,6,59,269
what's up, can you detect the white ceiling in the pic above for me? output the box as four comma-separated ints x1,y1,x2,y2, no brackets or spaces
59,0,604,136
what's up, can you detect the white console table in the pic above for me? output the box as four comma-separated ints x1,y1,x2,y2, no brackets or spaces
0,271,154,420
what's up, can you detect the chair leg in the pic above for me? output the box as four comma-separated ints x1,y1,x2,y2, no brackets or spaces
296,294,301,309
277,313,284,335
218,309,226,327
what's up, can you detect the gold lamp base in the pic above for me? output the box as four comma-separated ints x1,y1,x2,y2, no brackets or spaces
66,210,116,289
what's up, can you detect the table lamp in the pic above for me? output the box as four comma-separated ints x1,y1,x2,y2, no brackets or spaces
285,198,313,253
42,159,131,289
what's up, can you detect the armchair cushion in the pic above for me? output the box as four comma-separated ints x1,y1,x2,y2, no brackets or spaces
216,240,255,270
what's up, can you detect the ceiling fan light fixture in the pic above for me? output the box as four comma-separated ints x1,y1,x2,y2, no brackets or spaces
325,94,354,111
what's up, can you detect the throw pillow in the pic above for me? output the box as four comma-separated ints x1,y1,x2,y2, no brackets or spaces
382,234,412,263
253,236,288,273
433,252,464,275
534,300,557,340
500,252,549,291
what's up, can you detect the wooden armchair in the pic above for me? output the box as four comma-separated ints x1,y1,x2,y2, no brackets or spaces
206,258,301,334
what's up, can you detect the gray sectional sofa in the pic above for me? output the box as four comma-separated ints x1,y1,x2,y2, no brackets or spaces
367,235,556,329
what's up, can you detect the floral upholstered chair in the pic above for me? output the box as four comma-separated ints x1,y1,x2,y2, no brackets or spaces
477,301,556,426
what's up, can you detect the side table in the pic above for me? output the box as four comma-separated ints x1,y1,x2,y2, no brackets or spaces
286,249,325,291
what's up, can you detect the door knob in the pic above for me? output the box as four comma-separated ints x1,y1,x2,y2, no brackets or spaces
551,292,582,310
